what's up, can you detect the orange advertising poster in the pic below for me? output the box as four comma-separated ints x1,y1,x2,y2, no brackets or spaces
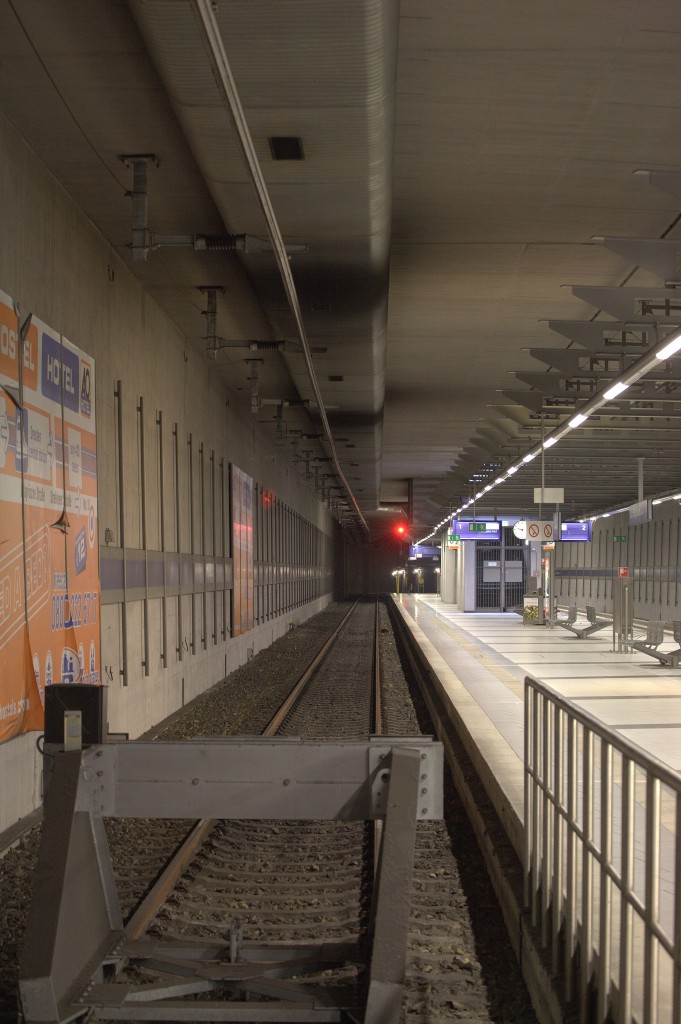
0,289,100,743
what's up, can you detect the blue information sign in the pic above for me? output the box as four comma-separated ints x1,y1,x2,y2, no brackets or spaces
560,521,592,542
451,520,501,541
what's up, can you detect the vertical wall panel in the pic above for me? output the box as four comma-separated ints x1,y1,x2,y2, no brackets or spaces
554,505,681,621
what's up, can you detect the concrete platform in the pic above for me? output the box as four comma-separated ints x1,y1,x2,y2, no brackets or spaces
392,594,681,1022
392,594,681,850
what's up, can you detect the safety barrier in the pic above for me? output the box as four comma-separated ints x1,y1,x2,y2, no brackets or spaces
20,737,443,1024
524,674,681,1023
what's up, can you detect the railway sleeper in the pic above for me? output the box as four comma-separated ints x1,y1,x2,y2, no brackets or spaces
19,735,443,1024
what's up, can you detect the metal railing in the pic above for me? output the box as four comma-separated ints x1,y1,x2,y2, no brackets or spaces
524,674,681,1024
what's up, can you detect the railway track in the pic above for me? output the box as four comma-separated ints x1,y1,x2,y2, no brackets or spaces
122,599,376,948
22,599,441,1024
9,599,540,1024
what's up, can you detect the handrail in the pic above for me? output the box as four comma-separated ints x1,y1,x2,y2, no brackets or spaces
525,673,681,794
524,673,681,1023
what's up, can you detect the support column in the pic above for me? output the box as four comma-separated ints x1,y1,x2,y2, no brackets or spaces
441,542,457,605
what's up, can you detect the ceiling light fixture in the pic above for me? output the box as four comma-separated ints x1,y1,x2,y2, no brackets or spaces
425,319,681,538
603,381,630,401
655,331,681,361
652,492,681,506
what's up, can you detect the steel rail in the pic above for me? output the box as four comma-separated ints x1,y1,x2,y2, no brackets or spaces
372,597,383,876
373,598,382,737
125,601,362,940
263,601,359,734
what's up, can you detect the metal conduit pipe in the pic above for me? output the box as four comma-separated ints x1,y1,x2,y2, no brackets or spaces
189,0,369,533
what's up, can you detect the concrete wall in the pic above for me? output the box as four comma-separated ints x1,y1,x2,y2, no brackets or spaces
0,113,333,833
344,539,407,595
554,503,681,622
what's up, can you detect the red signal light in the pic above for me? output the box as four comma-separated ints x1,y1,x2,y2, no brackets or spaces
395,524,406,536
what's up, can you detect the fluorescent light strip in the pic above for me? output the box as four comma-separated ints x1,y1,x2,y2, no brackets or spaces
424,330,676,536
652,493,681,505
424,322,681,538
655,332,681,361
603,381,630,401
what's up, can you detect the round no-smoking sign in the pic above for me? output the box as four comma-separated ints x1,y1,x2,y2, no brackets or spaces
528,522,540,539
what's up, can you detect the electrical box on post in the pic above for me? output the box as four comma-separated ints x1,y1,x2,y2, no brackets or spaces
44,685,107,745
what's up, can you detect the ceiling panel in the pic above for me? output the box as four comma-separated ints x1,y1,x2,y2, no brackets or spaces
1,0,681,536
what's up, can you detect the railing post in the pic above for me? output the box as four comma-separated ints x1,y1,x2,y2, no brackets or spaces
580,727,594,1023
541,694,552,947
597,739,612,1021
620,756,634,1021
552,704,565,974
565,715,577,1004
644,774,661,1023
673,790,681,1024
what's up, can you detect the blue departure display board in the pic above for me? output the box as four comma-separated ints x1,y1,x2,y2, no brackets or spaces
451,520,501,541
560,521,592,542
409,544,439,558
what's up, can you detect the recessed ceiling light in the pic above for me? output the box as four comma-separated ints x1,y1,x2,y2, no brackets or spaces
269,136,304,160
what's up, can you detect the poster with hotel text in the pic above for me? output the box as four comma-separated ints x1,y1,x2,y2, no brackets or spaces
0,289,100,743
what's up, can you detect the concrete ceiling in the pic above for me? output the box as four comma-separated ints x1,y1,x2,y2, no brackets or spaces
1,0,681,538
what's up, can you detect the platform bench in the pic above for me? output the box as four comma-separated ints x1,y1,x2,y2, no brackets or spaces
558,605,609,639
631,620,681,668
